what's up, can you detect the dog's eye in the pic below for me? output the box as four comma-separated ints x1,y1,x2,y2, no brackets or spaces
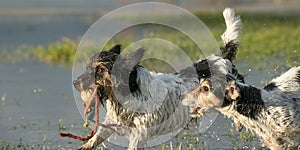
97,68,103,73
202,86,209,92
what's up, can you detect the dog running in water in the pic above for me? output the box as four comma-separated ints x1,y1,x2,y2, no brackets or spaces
182,59,300,149
68,8,243,150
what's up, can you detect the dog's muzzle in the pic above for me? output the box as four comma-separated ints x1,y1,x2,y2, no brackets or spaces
73,78,82,92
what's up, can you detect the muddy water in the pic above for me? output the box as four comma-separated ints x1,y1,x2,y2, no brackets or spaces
0,61,276,149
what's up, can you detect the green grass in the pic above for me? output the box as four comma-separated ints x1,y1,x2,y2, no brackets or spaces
198,12,300,67
238,14,300,66
0,37,77,66
1,12,299,68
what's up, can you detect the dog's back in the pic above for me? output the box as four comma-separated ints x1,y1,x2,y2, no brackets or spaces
258,67,300,149
264,66,300,93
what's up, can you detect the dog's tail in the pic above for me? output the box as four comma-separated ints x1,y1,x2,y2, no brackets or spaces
220,8,242,62
264,66,300,92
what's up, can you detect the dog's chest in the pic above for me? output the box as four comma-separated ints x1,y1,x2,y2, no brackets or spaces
218,107,269,136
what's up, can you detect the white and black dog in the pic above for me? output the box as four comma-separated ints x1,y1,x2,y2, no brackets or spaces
72,8,243,150
182,49,300,149
181,7,300,150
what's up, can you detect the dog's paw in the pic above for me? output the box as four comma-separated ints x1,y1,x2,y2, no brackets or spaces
77,135,100,150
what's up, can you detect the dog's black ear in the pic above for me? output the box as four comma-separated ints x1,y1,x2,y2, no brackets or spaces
126,48,145,68
109,44,121,54
123,48,144,69
193,59,211,79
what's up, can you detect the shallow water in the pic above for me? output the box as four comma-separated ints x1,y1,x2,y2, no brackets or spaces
0,62,83,149
0,61,277,149
0,14,92,51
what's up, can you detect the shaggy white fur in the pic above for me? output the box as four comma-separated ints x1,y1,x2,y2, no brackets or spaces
79,61,199,150
183,65,300,149
221,8,242,45
266,66,300,92
222,67,300,149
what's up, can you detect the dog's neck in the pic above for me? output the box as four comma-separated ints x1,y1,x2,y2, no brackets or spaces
217,84,276,145
220,84,266,121
217,84,299,149
234,84,265,119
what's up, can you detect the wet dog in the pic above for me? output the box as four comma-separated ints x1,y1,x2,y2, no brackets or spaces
74,46,198,149
182,62,300,149
72,8,243,150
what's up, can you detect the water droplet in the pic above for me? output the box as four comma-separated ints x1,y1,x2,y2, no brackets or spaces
1,94,6,101
33,88,42,93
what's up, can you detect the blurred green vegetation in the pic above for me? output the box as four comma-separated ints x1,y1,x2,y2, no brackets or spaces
199,12,300,66
1,12,299,68
0,37,77,66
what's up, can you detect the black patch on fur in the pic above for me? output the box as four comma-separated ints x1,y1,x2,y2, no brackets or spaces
193,59,211,80
98,86,106,107
276,138,285,145
90,45,121,71
231,64,245,83
264,82,277,91
193,59,244,84
220,41,245,83
222,94,233,108
292,98,297,102
129,66,140,93
220,41,238,62
110,44,121,54
234,85,265,120
297,69,300,83
113,66,140,97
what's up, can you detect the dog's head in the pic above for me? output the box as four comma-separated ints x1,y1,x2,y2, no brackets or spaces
182,54,241,117
225,80,242,101
73,44,145,106
73,45,121,103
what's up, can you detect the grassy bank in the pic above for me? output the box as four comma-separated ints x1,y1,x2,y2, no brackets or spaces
1,12,299,68
0,37,77,66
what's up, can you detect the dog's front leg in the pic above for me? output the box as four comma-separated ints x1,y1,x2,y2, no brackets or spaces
78,117,116,150
127,127,147,150
234,119,243,132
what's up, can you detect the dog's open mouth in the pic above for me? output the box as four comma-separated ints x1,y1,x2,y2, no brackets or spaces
80,88,95,103
80,87,99,117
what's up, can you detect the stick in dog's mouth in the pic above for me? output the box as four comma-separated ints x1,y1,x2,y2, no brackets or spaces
82,86,99,117
59,86,100,141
